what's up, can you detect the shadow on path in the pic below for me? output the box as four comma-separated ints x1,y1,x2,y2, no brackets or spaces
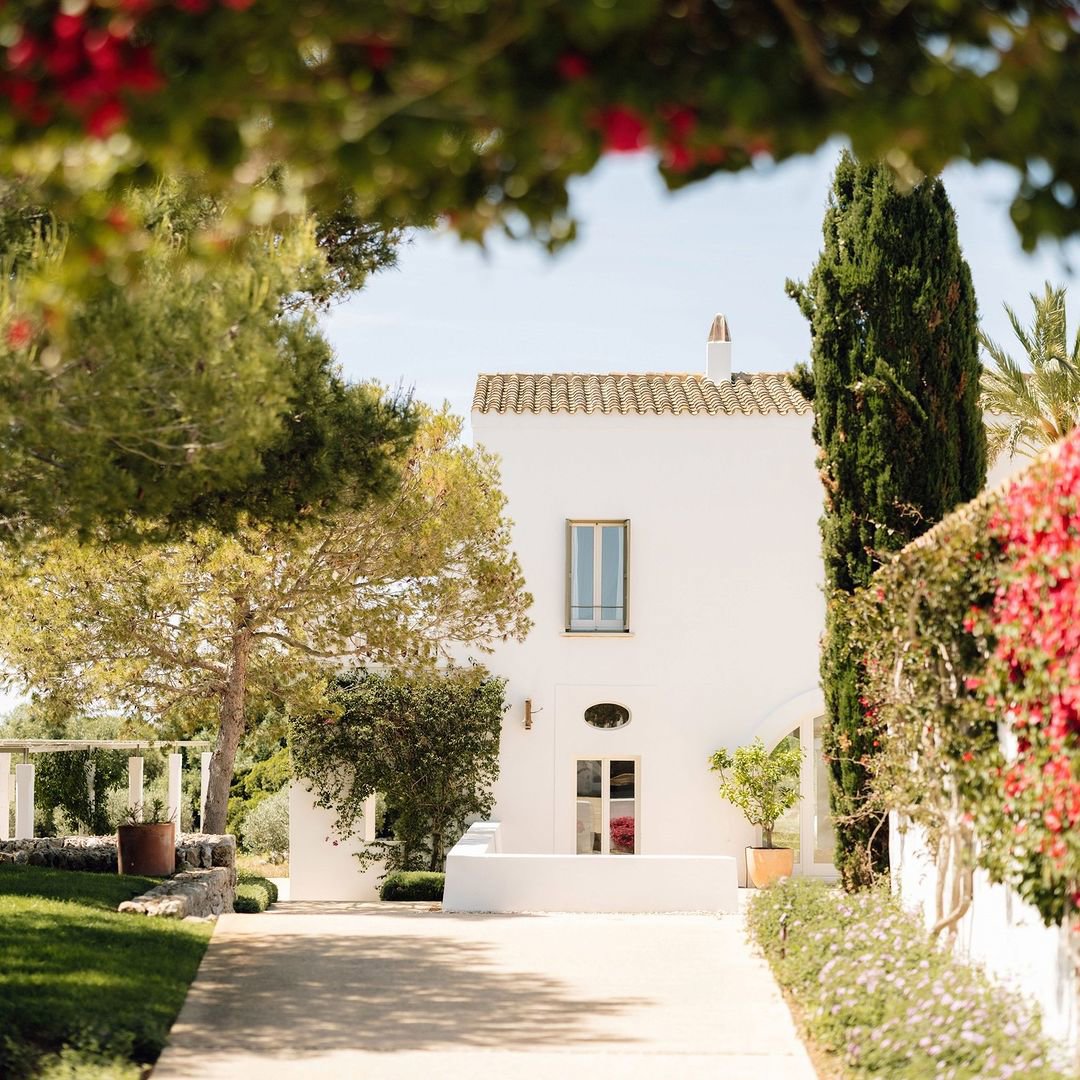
172,918,648,1059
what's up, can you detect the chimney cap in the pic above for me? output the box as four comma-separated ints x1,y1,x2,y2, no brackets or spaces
707,314,731,343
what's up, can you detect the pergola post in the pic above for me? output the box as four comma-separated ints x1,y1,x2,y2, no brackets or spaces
127,756,144,821
167,752,183,833
14,763,34,840
199,752,212,832
0,753,10,840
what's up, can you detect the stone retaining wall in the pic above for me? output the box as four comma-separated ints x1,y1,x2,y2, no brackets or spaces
119,866,234,919
0,833,237,918
0,832,236,874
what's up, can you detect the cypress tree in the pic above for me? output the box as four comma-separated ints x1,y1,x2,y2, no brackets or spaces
787,151,986,889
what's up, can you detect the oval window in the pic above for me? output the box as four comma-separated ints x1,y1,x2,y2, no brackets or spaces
584,703,631,730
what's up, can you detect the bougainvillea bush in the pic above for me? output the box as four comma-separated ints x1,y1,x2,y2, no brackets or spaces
748,879,1069,1079
972,429,1080,926
4,1,1080,264
854,424,1080,931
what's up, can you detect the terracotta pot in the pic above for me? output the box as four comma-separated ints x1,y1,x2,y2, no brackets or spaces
117,822,176,877
745,845,794,889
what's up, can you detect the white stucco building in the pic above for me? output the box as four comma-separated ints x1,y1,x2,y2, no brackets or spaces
292,316,1021,905
461,318,836,887
291,317,837,903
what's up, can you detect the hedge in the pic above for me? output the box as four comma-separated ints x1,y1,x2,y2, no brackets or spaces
379,871,445,902
234,872,278,914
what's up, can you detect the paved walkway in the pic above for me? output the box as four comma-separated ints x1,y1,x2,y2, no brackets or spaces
152,901,817,1080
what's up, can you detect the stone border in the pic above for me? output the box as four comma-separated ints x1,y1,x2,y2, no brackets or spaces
0,832,236,873
119,866,234,919
0,833,237,919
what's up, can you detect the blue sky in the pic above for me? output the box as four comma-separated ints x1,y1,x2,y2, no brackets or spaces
322,140,1080,427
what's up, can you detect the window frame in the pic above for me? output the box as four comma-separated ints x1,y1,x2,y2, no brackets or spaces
565,519,630,632
574,756,641,855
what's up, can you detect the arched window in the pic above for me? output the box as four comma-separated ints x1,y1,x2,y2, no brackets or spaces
584,703,630,730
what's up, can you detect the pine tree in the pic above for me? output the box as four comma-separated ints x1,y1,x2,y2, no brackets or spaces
787,151,986,888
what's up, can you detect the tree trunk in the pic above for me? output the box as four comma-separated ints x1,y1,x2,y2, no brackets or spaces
202,627,253,835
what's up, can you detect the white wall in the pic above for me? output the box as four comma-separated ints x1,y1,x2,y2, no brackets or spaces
470,409,826,882
891,816,1078,1053
443,822,739,913
288,782,385,901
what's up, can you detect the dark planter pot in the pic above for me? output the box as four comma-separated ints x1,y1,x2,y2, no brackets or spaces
117,822,176,876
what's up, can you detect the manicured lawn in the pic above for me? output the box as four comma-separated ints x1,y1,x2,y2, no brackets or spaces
0,864,211,1079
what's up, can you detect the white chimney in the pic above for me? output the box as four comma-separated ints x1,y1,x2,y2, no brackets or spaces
706,313,732,382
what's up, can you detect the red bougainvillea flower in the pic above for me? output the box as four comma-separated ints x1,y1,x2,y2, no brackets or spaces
556,53,589,81
663,142,695,173
52,13,85,42
596,106,648,152
86,98,127,139
7,35,40,71
364,39,394,71
105,205,132,232
661,104,696,141
5,318,34,349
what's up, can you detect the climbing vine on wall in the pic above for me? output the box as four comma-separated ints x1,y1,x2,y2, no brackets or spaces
850,498,1003,939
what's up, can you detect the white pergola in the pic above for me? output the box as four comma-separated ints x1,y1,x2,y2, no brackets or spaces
0,739,213,841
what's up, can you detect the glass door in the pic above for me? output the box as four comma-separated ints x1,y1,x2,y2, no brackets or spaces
575,758,638,854
769,720,835,876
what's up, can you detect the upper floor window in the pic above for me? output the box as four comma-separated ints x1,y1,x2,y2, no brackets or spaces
567,520,628,631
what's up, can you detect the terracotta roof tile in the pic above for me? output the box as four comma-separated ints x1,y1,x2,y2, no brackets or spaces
472,372,810,417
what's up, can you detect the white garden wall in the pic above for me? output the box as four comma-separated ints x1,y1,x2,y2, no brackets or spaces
288,782,385,901
890,814,1078,1052
443,822,738,913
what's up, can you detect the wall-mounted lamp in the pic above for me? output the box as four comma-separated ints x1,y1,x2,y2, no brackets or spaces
524,698,544,730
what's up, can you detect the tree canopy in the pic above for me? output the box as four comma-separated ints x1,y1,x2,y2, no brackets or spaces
1,0,1078,274
0,406,532,831
292,667,508,872
981,283,1080,462
0,181,416,538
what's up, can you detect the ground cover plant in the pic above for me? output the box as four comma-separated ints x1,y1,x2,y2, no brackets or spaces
748,879,1068,1080
0,864,211,1079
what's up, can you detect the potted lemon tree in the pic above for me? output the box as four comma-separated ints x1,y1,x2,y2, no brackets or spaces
709,736,803,888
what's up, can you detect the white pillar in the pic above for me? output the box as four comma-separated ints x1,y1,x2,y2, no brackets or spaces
200,752,212,833
0,753,10,841
167,752,183,834
14,762,34,840
362,793,378,844
127,756,144,821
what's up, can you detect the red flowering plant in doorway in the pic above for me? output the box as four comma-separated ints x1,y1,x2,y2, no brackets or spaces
609,816,635,854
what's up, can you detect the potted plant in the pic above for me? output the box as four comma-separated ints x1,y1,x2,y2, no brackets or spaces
709,736,803,888
117,799,176,876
